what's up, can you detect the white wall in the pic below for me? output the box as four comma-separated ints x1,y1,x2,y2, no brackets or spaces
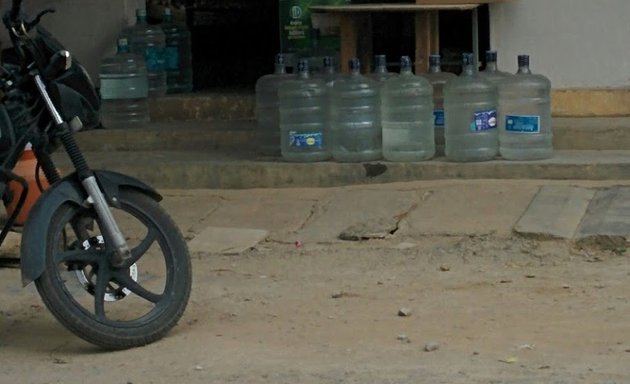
0,0,144,81
490,0,630,89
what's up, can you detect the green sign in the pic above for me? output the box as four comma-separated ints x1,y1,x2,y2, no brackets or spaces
279,0,349,59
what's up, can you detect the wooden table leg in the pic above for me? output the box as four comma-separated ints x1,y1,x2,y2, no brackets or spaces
414,10,439,74
339,13,373,74
472,7,479,69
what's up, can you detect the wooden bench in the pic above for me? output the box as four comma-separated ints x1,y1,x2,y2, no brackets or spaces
310,0,507,74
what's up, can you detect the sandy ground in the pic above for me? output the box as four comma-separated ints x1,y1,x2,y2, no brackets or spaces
0,181,629,383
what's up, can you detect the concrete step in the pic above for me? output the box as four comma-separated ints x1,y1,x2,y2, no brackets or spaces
515,185,630,251
77,120,254,151
149,92,255,122
79,117,630,152
52,149,630,189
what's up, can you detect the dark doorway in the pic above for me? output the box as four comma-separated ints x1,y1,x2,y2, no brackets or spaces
340,4,491,75
155,1,489,89
438,5,490,74
184,0,280,90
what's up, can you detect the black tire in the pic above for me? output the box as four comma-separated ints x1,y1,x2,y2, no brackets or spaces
34,188,192,350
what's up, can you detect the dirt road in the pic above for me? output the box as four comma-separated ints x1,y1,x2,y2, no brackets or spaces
0,181,629,383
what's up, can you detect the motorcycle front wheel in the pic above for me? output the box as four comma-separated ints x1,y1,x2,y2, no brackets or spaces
35,188,192,350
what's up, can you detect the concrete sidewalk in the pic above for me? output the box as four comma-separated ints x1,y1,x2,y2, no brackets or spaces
53,118,630,189
159,180,630,256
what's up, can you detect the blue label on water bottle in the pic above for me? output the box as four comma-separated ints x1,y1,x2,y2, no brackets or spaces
144,46,165,72
470,109,497,132
289,131,323,149
505,115,541,133
434,110,445,127
163,46,180,70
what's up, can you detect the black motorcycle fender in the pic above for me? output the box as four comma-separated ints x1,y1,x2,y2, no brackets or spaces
20,170,162,286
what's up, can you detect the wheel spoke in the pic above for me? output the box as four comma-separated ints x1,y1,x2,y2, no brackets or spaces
93,268,111,321
129,227,159,265
114,272,163,304
53,248,101,266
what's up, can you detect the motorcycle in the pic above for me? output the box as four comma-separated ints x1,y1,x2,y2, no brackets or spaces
0,0,192,349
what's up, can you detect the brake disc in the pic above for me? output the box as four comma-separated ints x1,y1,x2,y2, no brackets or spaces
75,236,138,302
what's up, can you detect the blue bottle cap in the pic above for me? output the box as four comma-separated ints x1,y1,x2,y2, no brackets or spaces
374,54,387,67
323,56,333,68
349,58,361,71
297,59,309,73
485,50,497,62
462,53,474,66
518,54,530,67
400,56,412,69
275,54,285,65
429,54,441,66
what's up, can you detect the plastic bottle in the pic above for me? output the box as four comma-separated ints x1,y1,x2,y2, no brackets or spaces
279,59,330,162
422,54,457,156
98,38,150,129
381,56,434,162
444,53,498,162
369,54,396,82
479,50,510,85
162,7,193,94
255,54,291,156
330,58,382,162
315,56,341,88
498,54,553,160
125,8,167,97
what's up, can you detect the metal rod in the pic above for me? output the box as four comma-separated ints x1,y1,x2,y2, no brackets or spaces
82,176,131,267
34,72,131,267
33,74,63,125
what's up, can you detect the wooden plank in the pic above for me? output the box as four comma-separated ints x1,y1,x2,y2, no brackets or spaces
339,13,357,74
338,13,373,74
414,11,439,73
310,4,479,13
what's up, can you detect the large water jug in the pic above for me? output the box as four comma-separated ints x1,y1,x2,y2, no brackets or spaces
382,56,434,162
479,50,510,85
369,54,396,82
125,8,167,97
279,59,330,162
162,8,193,94
498,55,553,160
330,58,382,162
315,56,341,88
444,53,498,162
422,54,456,156
255,54,291,156
99,38,150,129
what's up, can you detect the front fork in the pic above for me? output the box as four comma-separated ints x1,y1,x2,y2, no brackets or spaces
33,74,131,267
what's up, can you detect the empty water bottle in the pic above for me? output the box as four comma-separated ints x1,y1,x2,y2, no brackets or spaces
330,58,382,162
125,8,167,97
382,56,434,162
315,56,341,88
498,54,553,160
422,54,456,156
162,8,193,93
99,38,150,129
369,54,396,82
479,50,510,85
444,53,498,162
255,54,291,156
279,59,330,162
